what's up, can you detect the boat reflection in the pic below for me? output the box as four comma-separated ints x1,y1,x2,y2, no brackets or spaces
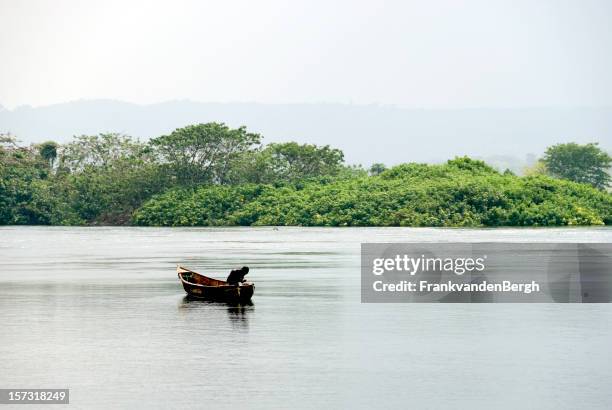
178,296,253,330
226,302,252,329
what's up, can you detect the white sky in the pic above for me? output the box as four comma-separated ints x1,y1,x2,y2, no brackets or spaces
0,0,611,109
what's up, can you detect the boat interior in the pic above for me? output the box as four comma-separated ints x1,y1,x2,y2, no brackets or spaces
179,269,228,287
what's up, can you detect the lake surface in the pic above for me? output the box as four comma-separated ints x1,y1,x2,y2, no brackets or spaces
1,227,612,409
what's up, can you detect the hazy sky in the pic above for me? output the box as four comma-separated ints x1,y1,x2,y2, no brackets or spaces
1,0,611,109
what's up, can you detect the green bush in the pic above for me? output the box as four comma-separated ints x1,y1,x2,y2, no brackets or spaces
133,158,612,227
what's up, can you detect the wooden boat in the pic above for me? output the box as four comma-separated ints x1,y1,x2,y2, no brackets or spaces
177,266,254,302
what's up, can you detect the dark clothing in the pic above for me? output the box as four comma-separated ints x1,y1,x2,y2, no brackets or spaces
226,267,249,285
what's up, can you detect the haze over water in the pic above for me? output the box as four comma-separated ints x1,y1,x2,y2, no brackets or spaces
1,227,611,409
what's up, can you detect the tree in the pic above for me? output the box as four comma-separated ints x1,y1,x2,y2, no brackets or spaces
150,123,261,185
0,133,19,152
225,149,276,184
369,163,386,176
227,142,345,184
264,142,344,181
60,133,147,172
38,141,59,169
0,134,56,224
57,133,171,223
542,143,611,189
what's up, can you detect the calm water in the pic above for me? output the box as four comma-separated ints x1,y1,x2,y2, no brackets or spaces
1,227,612,409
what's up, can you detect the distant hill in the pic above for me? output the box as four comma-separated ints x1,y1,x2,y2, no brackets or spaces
1,100,610,167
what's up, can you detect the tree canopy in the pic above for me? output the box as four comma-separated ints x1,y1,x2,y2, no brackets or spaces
228,142,345,184
542,142,611,190
150,123,261,185
0,127,610,227
38,141,59,169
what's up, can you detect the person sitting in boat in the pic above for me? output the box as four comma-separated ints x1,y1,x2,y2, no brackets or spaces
226,266,249,286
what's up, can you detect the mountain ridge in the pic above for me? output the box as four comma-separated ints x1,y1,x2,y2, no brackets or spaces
1,99,610,168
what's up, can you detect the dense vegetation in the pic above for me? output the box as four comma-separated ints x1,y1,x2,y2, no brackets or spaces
1,123,611,227
133,158,612,227
0,124,348,225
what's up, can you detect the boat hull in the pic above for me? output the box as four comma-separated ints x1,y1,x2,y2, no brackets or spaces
177,266,254,303
181,281,254,303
